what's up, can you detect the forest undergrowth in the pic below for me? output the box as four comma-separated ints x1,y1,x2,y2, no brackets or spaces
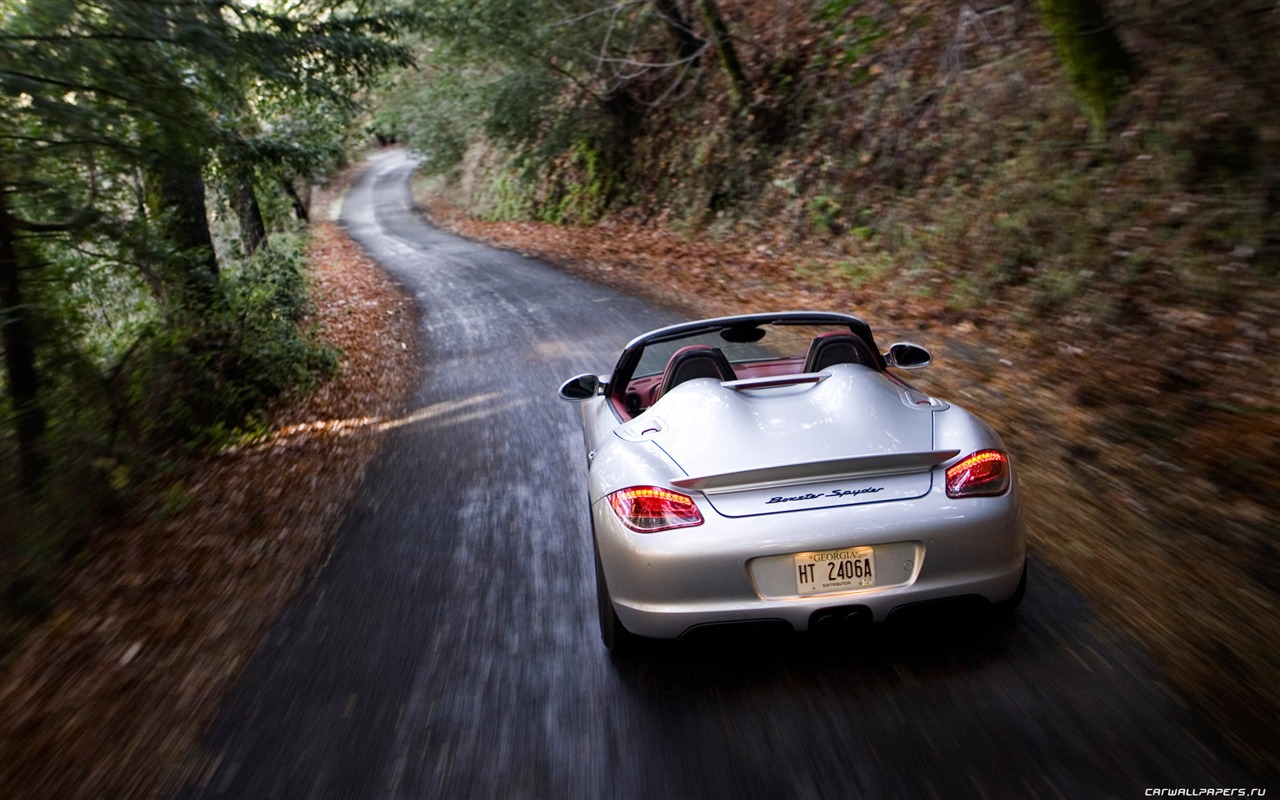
0,179,420,799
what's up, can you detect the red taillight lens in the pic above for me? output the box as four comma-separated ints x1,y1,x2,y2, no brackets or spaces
945,450,1011,498
607,486,705,532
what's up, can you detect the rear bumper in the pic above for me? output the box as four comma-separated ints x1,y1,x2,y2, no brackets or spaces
594,483,1025,640
613,556,1025,639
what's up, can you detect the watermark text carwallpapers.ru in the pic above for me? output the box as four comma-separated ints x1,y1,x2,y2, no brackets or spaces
1145,790,1266,797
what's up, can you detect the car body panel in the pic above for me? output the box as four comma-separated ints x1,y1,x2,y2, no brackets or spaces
560,311,1026,645
590,469,1024,638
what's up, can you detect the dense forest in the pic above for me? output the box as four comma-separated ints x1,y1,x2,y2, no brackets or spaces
3,0,1278,784
0,0,414,640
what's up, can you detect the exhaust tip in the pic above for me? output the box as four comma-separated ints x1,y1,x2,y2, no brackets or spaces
840,608,871,634
810,612,840,636
809,605,872,637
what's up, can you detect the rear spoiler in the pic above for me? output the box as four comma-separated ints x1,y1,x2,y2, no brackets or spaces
669,449,961,494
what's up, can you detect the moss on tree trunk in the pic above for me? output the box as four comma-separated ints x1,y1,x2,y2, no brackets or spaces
696,0,751,114
1034,0,1133,140
142,144,222,314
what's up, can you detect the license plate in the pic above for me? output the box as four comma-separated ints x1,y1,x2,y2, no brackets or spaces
794,547,875,595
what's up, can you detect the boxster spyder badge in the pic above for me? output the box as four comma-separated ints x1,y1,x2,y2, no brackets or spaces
558,312,1026,651
768,486,884,504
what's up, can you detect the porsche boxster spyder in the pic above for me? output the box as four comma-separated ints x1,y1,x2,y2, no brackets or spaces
558,312,1026,650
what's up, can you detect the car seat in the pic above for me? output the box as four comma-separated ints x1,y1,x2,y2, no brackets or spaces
802,332,873,373
657,345,737,398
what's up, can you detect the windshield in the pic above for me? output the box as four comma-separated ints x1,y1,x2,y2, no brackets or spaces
632,323,860,378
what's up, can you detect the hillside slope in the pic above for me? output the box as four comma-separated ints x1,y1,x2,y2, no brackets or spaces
402,0,1279,778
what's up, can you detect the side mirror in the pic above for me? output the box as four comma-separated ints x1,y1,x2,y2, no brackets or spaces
885,342,932,369
558,373,601,402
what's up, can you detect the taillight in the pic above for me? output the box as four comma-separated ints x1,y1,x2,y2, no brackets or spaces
607,486,705,532
946,450,1011,498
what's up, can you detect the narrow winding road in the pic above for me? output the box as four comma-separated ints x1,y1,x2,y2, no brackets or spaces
188,150,1260,799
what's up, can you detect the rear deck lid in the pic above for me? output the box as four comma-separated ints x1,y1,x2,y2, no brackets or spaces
625,365,949,517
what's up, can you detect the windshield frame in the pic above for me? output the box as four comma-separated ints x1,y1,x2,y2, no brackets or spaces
605,311,885,407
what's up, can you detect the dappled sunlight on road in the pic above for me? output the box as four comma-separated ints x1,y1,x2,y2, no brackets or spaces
376,393,529,432
237,392,530,451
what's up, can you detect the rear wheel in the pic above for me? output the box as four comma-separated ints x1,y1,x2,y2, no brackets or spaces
594,539,643,653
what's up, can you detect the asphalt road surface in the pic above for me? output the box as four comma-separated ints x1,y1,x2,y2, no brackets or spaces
188,149,1262,799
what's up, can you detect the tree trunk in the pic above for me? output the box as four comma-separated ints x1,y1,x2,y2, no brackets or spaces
1034,0,1133,140
0,175,48,492
142,145,221,312
138,1,221,312
233,166,268,257
695,0,751,113
282,177,311,224
653,0,703,63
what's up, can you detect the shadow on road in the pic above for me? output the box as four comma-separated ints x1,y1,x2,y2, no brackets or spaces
608,598,1018,690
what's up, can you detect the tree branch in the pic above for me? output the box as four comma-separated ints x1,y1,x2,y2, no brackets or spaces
12,150,101,234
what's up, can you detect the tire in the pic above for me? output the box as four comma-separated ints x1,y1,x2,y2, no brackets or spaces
994,559,1028,617
594,538,642,654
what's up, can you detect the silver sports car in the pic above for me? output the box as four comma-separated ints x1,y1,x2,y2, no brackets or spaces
559,311,1026,650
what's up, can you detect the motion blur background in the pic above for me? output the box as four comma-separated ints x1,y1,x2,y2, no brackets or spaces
2,0,1276,792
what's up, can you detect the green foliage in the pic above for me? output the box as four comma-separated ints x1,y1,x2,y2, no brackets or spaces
379,0,681,219
808,194,843,234
473,167,536,221
393,0,605,125
372,59,487,174
0,0,408,641
0,230,337,649
814,0,887,83
543,139,616,225
483,69,570,152
123,238,338,450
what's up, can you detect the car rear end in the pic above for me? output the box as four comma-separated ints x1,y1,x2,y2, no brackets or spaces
589,366,1026,640
594,462,1024,640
